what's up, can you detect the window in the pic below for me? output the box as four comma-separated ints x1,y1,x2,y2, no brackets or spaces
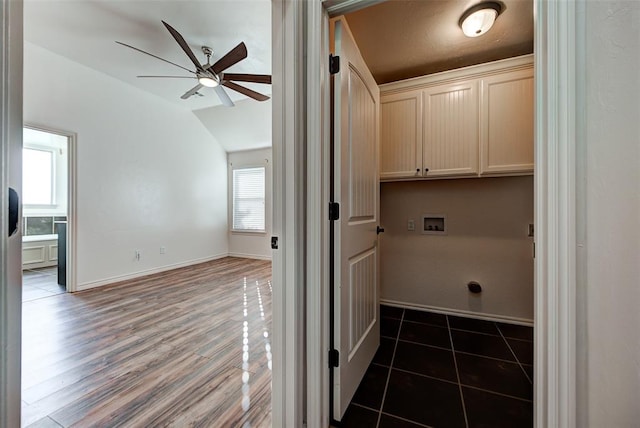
232,167,266,232
23,148,54,205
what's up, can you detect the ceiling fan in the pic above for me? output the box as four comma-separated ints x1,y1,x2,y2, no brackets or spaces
116,21,271,106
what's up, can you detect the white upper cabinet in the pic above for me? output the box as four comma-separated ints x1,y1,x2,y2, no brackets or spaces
480,68,534,175
380,90,423,179
378,55,534,181
423,81,479,177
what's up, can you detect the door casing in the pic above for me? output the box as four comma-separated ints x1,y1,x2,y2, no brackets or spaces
1,0,582,427
301,0,582,427
23,124,78,293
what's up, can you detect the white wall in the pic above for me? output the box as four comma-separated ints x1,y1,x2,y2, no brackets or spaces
23,42,229,289
228,148,272,260
578,1,640,426
381,176,534,322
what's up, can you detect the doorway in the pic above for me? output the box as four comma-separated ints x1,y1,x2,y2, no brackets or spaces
300,0,581,426
21,126,76,298
329,4,535,425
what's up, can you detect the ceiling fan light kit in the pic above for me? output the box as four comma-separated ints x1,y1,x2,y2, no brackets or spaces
198,77,219,87
116,21,271,106
460,2,503,38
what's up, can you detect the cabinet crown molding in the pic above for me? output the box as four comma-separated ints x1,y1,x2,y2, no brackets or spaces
380,54,533,96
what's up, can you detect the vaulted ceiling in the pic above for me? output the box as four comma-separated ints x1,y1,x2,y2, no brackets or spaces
23,0,533,151
24,0,272,111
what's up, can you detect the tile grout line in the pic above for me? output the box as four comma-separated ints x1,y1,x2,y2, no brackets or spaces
496,323,533,384
356,363,534,403
390,336,523,365
375,309,405,428
379,411,435,428
447,315,470,428
402,317,533,342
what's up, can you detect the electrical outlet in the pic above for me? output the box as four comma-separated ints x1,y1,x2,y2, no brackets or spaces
408,219,415,231
135,250,141,261
160,246,166,254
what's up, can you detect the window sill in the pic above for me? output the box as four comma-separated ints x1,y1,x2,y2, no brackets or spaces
23,234,58,242
230,230,267,235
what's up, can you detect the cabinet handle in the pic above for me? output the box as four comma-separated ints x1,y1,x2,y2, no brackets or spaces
416,168,420,175
424,168,429,174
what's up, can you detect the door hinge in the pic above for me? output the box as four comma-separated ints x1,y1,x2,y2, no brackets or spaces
329,54,340,75
271,236,279,250
329,349,340,368
329,202,340,221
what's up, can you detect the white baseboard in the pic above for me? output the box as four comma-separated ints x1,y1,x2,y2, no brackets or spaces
76,253,229,291
380,298,534,326
227,252,272,261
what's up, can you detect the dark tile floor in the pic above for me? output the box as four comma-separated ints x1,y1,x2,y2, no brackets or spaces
341,305,533,428
22,267,65,302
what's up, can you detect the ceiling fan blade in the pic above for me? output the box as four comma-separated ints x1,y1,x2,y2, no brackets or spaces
222,73,272,85
116,41,195,74
137,75,195,79
222,81,270,102
214,86,235,107
181,84,203,100
210,42,248,75
162,20,204,71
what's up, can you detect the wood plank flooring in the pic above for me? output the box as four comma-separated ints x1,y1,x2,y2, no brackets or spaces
22,257,272,428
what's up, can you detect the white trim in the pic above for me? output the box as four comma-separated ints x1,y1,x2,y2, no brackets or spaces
306,2,330,427
380,299,534,327
271,1,305,426
76,253,228,291
322,0,386,16
0,0,24,424
303,1,582,428
227,252,272,261
534,0,578,427
379,54,533,95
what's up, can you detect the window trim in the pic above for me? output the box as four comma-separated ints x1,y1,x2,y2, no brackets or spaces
230,165,267,233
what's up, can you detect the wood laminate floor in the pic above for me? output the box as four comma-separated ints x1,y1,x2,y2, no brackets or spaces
22,257,272,428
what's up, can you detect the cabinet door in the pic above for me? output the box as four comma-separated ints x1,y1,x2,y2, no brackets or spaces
423,81,479,177
480,68,534,175
380,90,422,179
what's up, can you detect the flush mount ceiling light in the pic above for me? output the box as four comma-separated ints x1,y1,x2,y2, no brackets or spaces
459,2,503,38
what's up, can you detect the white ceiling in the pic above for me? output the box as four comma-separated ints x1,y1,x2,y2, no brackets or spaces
23,0,532,153
24,0,272,112
24,0,272,152
194,98,272,152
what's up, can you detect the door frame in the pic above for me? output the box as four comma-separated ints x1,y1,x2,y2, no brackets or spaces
22,124,78,293
2,0,581,426
300,0,582,427
1,0,24,425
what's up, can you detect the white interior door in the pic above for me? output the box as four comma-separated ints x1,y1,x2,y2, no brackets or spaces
331,17,380,420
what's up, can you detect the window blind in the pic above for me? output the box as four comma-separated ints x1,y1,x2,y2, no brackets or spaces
233,167,266,231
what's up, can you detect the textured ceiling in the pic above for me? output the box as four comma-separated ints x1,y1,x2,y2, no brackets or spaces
344,0,534,84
